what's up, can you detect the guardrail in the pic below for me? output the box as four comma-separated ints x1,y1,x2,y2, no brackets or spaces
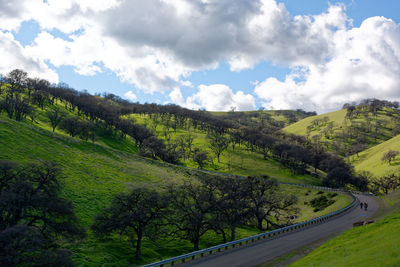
143,192,358,267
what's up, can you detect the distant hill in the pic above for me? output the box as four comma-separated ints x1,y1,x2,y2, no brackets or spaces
283,103,400,157
127,112,318,184
210,109,315,129
351,134,400,177
284,109,347,136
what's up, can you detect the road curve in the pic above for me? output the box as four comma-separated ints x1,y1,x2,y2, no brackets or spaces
182,194,378,267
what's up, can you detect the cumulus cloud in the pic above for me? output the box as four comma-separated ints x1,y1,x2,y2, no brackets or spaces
0,0,34,31
0,31,58,82
7,0,353,94
169,84,256,111
124,90,137,101
255,16,400,113
1,0,400,112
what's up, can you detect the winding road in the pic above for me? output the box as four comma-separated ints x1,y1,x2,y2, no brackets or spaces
181,194,378,267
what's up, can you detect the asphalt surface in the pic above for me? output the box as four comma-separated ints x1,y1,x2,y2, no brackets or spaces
181,194,378,267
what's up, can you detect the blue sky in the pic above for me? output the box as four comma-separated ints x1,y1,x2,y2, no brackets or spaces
1,0,400,113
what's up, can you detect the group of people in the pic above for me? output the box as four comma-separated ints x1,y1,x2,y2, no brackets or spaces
360,202,368,211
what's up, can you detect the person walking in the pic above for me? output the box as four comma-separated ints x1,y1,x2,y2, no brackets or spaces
360,202,364,209
364,202,368,211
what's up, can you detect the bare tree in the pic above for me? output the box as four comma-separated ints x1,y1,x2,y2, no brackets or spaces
193,150,208,169
246,176,298,230
167,182,216,251
381,150,399,164
46,107,66,132
92,187,168,260
207,131,229,163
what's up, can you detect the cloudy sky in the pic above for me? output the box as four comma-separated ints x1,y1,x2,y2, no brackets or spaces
1,0,400,113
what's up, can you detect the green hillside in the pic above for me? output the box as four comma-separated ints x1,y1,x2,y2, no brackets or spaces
284,105,400,157
127,113,319,184
0,78,361,266
291,191,400,266
351,134,400,177
284,109,347,136
210,109,314,128
0,113,352,266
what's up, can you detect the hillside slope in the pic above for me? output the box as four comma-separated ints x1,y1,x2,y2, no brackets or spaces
351,134,400,177
284,109,347,136
128,113,319,184
0,115,352,265
284,105,400,157
290,191,400,266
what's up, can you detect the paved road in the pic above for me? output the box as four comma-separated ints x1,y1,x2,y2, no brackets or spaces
182,194,378,267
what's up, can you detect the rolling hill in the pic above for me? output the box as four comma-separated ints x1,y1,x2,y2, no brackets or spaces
351,134,400,177
0,106,349,265
1,78,394,266
283,104,400,158
127,112,319,184
284,109,347,137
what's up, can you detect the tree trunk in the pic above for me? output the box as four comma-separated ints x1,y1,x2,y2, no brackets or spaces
222,231,227,243
135,231,143,260
193,237,200,251
230,227,236,241
257,218,263,231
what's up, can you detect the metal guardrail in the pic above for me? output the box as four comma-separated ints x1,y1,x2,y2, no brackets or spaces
143,192,358,267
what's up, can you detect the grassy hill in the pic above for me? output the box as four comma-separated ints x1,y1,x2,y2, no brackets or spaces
290,191,400,266
210,109,313,128
128,113,319,184
0,113,352,266
283,106,400,157
284,109,347,137
351,134,400,177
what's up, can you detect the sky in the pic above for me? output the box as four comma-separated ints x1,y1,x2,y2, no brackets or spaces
1,0,400,113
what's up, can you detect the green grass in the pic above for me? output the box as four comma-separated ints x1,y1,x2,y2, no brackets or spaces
209,110,308,125
290,215,400,266
284,109,347,137
0,113,352,266
290,190,400,267
128,113,320,185
351,134,400,177
287,187,352,222
284,108,398,154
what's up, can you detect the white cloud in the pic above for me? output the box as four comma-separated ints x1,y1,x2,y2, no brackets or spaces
0,31,58,82
124,90,137,101
5,0,353,94
0,0,37,31
1,0,400,113
170,84,256,111
255,16,400,113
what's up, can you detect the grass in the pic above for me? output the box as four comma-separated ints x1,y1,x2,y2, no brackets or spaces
290,190,400,267
283,108,398,156
283,186,352,222
209,110,309,126
0,112,352,266
351,134,400,177
283,109,347,137
128,113,320,185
